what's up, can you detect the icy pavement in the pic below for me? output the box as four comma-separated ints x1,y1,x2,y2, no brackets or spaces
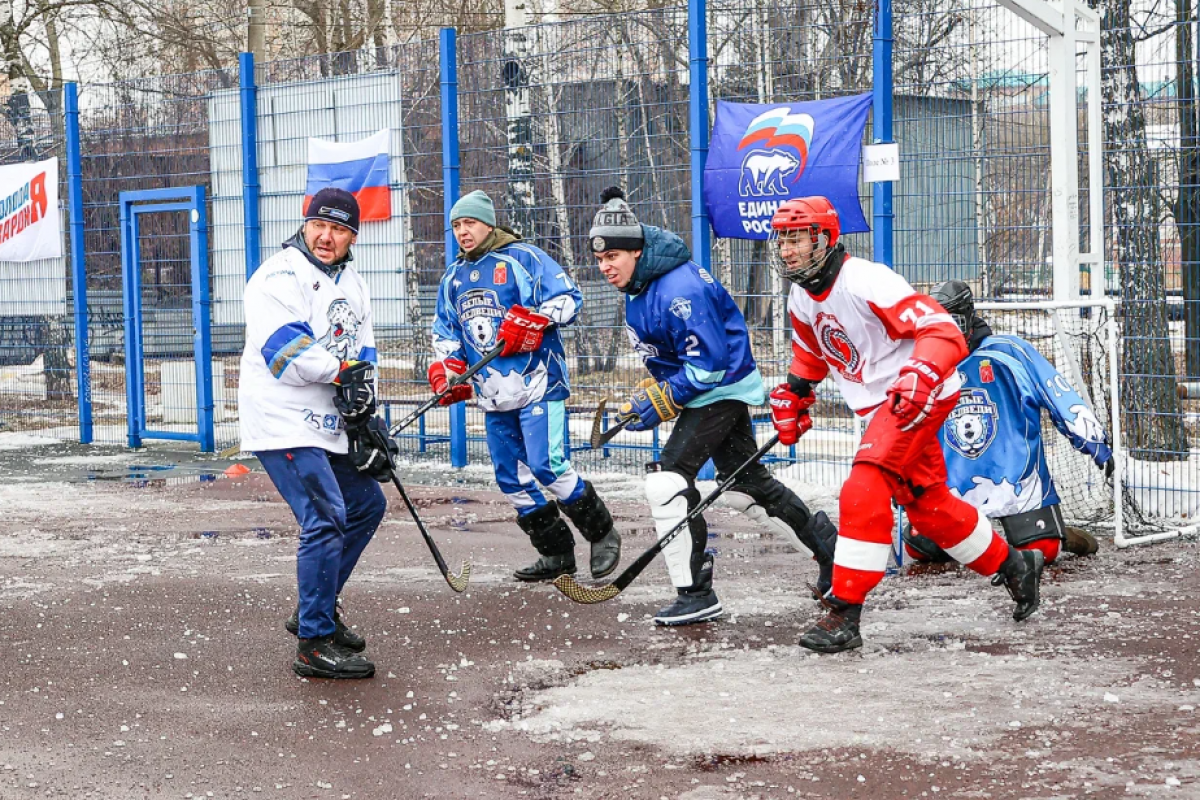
0,443,1199,798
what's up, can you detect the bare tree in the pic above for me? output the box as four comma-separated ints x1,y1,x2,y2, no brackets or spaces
1088,0,1188,459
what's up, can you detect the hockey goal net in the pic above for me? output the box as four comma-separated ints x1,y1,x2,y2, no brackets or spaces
972,300,1146,544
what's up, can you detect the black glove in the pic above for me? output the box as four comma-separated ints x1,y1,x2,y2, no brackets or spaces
347,417,398,483
1101,456,1115,480
333,360,376,425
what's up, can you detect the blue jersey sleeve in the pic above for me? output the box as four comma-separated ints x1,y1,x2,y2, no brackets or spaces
431,267,467,363
661,279,730,406
1009,337,1113,467
506,244,582,327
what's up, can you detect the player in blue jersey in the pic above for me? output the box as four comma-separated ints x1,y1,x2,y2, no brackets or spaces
431,190,622,583
589,187,837,626
904,280,1113,565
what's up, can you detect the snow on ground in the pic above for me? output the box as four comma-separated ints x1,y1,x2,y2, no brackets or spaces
0,431,63,450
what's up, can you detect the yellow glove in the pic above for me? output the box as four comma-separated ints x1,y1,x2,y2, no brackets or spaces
617,381,682,431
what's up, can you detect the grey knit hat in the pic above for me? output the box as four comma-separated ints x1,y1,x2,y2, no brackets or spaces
589,187,644,253
449,190,497,227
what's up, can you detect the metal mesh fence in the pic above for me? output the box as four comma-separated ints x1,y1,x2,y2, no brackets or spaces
0,94,73,437
0,0,1193,528
75,69,240,446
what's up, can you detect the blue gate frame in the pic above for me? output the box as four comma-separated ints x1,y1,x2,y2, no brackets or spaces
119,186,214,452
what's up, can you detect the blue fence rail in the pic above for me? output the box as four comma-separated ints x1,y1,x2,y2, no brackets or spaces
0,0,1194,524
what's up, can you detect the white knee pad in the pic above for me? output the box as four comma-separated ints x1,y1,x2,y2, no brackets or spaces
645,470,694,589
724,491,814,557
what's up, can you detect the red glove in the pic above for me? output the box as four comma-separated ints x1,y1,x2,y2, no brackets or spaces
887,360,942,431
427,358,473,406
497,305,552,356
769,384,815,446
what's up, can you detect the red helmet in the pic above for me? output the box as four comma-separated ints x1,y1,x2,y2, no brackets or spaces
769,196,840,286
770,196,841,248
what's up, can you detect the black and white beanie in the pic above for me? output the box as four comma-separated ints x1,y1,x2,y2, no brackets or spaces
589,187,644,253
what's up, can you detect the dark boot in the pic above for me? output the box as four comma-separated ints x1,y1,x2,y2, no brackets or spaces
991,547,1045,621
513,503,577,582
558,481,622,579
799,595,863,653
654,556,722,626
1063,526,1099,556
285,599,366,653
800,511,838,598
293,635,375,679
902,524,954,564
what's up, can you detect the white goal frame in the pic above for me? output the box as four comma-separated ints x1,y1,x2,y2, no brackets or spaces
977,299,1200,548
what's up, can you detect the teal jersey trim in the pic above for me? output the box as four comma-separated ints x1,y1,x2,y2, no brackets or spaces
547,400,572,478
687,369,767,408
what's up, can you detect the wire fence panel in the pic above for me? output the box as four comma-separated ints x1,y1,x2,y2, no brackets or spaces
250,42,450,458
454,9,693,475
0,0,1192,526
0,96,74,438
76,70,240,446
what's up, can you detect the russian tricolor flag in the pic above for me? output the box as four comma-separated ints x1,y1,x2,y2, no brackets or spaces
304,129,391,222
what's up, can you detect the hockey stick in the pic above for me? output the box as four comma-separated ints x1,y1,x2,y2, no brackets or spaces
386,470,472,592
388,343,505,437
588,398,634,449
552,433,781,604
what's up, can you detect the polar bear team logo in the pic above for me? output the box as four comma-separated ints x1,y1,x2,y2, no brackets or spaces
458,288,505,351
318,299,361,360
736,107,815,197
945,388,999,459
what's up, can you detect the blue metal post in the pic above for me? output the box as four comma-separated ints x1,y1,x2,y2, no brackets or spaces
64,83,92,444
688,0,712,271
190,186,215,452
441,28,468,469
872,0,895,268
689,0,719,482
120,203,140,448
239,52,262,279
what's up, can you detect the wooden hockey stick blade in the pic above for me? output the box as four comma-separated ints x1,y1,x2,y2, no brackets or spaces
553,434,781,604
445,561,472,592
588,398,610,449
218,444,242,458
591,415,632,450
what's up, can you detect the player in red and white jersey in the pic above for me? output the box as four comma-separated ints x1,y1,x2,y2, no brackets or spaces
766,196,1045,653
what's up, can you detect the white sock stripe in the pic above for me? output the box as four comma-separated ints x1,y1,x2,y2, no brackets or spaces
944,512,995,565
833,537,891,572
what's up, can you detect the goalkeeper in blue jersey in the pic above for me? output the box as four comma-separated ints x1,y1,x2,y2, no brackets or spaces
904,281,1115,565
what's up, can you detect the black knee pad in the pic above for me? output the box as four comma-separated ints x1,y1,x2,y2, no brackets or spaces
516,503,575,556
557,480,615,543
999,505,1066,548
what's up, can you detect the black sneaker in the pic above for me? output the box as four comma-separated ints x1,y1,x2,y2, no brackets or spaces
513,552,577,582
653,589,723,626
293,635,375,679
285,602,366,653
991,548,1045,621
799,596,863,653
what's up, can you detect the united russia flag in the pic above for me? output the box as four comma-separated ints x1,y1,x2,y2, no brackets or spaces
304,129,391,222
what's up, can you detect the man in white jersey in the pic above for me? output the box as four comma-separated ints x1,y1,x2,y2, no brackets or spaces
765,196,1045,653
239,188,393,679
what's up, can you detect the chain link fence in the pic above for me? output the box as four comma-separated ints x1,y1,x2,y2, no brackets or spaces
0,0,1194,523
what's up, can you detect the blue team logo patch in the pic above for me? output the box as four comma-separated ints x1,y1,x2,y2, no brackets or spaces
669,297,693,320
945,388,999,459
458,288,505,351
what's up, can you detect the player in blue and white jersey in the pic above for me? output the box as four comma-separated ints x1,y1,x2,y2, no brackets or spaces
431,190,622,583
590,187,837,626
905,280,1114,565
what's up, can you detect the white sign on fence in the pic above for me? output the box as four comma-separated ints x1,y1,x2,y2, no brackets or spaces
862,143,900,183
0,157,61,262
